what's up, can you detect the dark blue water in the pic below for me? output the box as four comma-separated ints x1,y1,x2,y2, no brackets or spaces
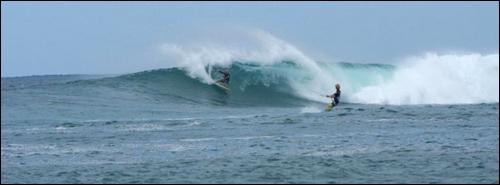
1,71,498,183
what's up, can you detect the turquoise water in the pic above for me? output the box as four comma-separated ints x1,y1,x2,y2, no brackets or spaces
1,65,499,183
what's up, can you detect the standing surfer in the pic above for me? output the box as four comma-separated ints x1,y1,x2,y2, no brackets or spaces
326,84,341,108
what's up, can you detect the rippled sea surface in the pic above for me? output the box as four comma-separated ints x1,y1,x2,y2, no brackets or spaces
1,76,499,183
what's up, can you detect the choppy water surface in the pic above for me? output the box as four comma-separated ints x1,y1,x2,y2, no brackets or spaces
1,73,498,183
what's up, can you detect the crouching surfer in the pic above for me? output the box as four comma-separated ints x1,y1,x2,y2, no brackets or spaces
217,70,230,85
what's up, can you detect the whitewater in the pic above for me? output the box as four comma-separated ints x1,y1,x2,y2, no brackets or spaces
1,30,499,183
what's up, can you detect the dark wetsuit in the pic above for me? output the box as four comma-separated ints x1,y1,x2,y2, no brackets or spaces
331,90,341,107
218,71,230,84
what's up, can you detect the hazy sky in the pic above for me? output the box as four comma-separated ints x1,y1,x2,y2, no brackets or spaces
2,1,498,77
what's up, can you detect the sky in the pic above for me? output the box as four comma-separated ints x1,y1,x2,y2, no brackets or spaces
1,1,498,77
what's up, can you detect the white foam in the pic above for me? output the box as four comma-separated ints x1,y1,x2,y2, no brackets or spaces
300,106,322,113
181,138,216,142
350,53,499,104
227,136,275,140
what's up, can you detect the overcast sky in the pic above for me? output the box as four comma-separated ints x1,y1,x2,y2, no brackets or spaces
2,1,498,77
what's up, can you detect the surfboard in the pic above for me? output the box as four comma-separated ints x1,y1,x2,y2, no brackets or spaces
325,103,333,112
215,81,230,91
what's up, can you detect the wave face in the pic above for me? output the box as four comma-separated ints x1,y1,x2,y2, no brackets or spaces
67,66,313,107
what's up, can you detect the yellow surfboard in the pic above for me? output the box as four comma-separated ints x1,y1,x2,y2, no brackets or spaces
325,103,333,112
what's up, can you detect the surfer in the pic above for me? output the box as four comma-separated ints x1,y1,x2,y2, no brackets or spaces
326,84,341,107
217,70,230,85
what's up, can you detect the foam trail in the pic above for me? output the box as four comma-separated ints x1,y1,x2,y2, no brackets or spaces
301,106,323,113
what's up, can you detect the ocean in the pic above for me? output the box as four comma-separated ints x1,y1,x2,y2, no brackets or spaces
1,56,498,183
